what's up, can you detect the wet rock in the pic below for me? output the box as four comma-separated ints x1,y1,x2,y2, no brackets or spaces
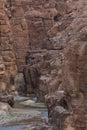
0,95,14,107
45,91,65,113
20,99,35,106
53,106,69,115
45,91,70,127
20,99,46,108
14,95,30,102
0,102,11,111
24,123,57,130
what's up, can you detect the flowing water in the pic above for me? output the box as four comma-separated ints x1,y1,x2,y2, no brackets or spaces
0,96,48,130
0,125,25,130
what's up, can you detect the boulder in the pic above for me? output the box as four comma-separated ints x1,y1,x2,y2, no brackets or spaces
20,99,46,108
0,95,14,107
0,102,11,111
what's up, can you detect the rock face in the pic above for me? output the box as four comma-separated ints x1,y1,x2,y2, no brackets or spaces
45,0,87,129
0,0,29,92
7,0,29,72
20,0,87,129
1,0,29,73
0,0,17,92
0,94,14,107
0,0,87,129
21,0,72,99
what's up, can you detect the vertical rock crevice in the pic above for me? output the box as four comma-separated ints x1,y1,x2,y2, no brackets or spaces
7,0,29,72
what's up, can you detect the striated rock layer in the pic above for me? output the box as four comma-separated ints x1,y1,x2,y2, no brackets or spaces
0,0,17,92
0,0,29,93
21,0,72,99
45,0,87,129
7,0,29,72
21,0,87,129
0,0,87,129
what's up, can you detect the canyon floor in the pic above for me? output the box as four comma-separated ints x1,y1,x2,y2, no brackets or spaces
0,95,48,130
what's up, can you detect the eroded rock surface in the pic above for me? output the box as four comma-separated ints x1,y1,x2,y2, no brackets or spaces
0,0,87,129
21,0,72,100
24,123,57,130
0,0,17,93
45,0,87,129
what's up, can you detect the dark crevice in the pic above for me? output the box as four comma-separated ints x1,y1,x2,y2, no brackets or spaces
54,14,62,21
59,99,68,110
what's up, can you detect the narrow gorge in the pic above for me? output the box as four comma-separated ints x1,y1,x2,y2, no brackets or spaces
0,0,87,130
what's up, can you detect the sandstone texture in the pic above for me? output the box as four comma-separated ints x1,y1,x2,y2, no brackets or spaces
7,0,29,72
0,0,87,130
22,0,87,129
0,0,17,93
21,0,72,99
45,0,87,129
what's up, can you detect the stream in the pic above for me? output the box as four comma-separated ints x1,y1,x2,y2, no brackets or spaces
0,96,48,130
0,125,25,130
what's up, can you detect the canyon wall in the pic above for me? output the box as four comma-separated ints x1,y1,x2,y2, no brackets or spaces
0,0,87,129
7,0,29,72
0,0,17,92
0,0,29,93
21,0,72,98
45,0,87,130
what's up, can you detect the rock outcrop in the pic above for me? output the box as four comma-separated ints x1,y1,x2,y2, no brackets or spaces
7,0,29,72
0,0,17,92
21,0,72,99
0,0,29,92
45,0,87,129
